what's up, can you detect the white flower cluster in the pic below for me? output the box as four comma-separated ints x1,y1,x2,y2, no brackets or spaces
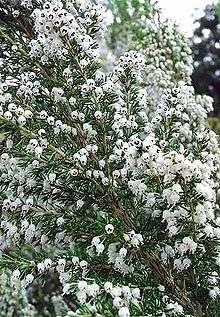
74,280,141,317
0,0,220,316
0,271,37,317
102,0,192,85
30,0,104,63
87,226,143,276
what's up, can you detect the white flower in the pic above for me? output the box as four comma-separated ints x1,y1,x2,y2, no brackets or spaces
163,188,180,205
92,236,101,246
122,286,131,298
111,286,122,298
24,109,33,118
72,256,79,266
44,258,52,268
58,259,66,267
158,285,165,292
76,290,87,303
12,269,20,278
104,281,113,293
176,237,197,255
130,233,143,247
132,288,141,298
105,224,114,234
119,247,127,257
196,182,216,201
35,146,43,157
76,199,84,209
57,217,64,226
166,302,183,314
78,281,87,290
79,260,88,270
209,287,220,299
96,243,105,255
17,115,26,126
4,111,13,120
94,111,102,119
63,283,70,295
87,283,100,297
37,262,45,273
113,296,124,308
118,306,130,317
25,273,34,286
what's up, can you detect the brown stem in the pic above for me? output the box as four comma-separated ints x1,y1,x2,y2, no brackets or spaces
110,200,135,229
109,200,190,307
195,303,204,317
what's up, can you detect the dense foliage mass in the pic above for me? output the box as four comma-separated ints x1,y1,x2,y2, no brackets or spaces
191,2,220,116
1,0,220,316
104,0,192,87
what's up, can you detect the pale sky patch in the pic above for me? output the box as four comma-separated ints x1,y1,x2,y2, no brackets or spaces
158,0,215,36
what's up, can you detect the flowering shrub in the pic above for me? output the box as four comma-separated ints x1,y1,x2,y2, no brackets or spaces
106,0,192,84
0,0,220,316
103,0,194,120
